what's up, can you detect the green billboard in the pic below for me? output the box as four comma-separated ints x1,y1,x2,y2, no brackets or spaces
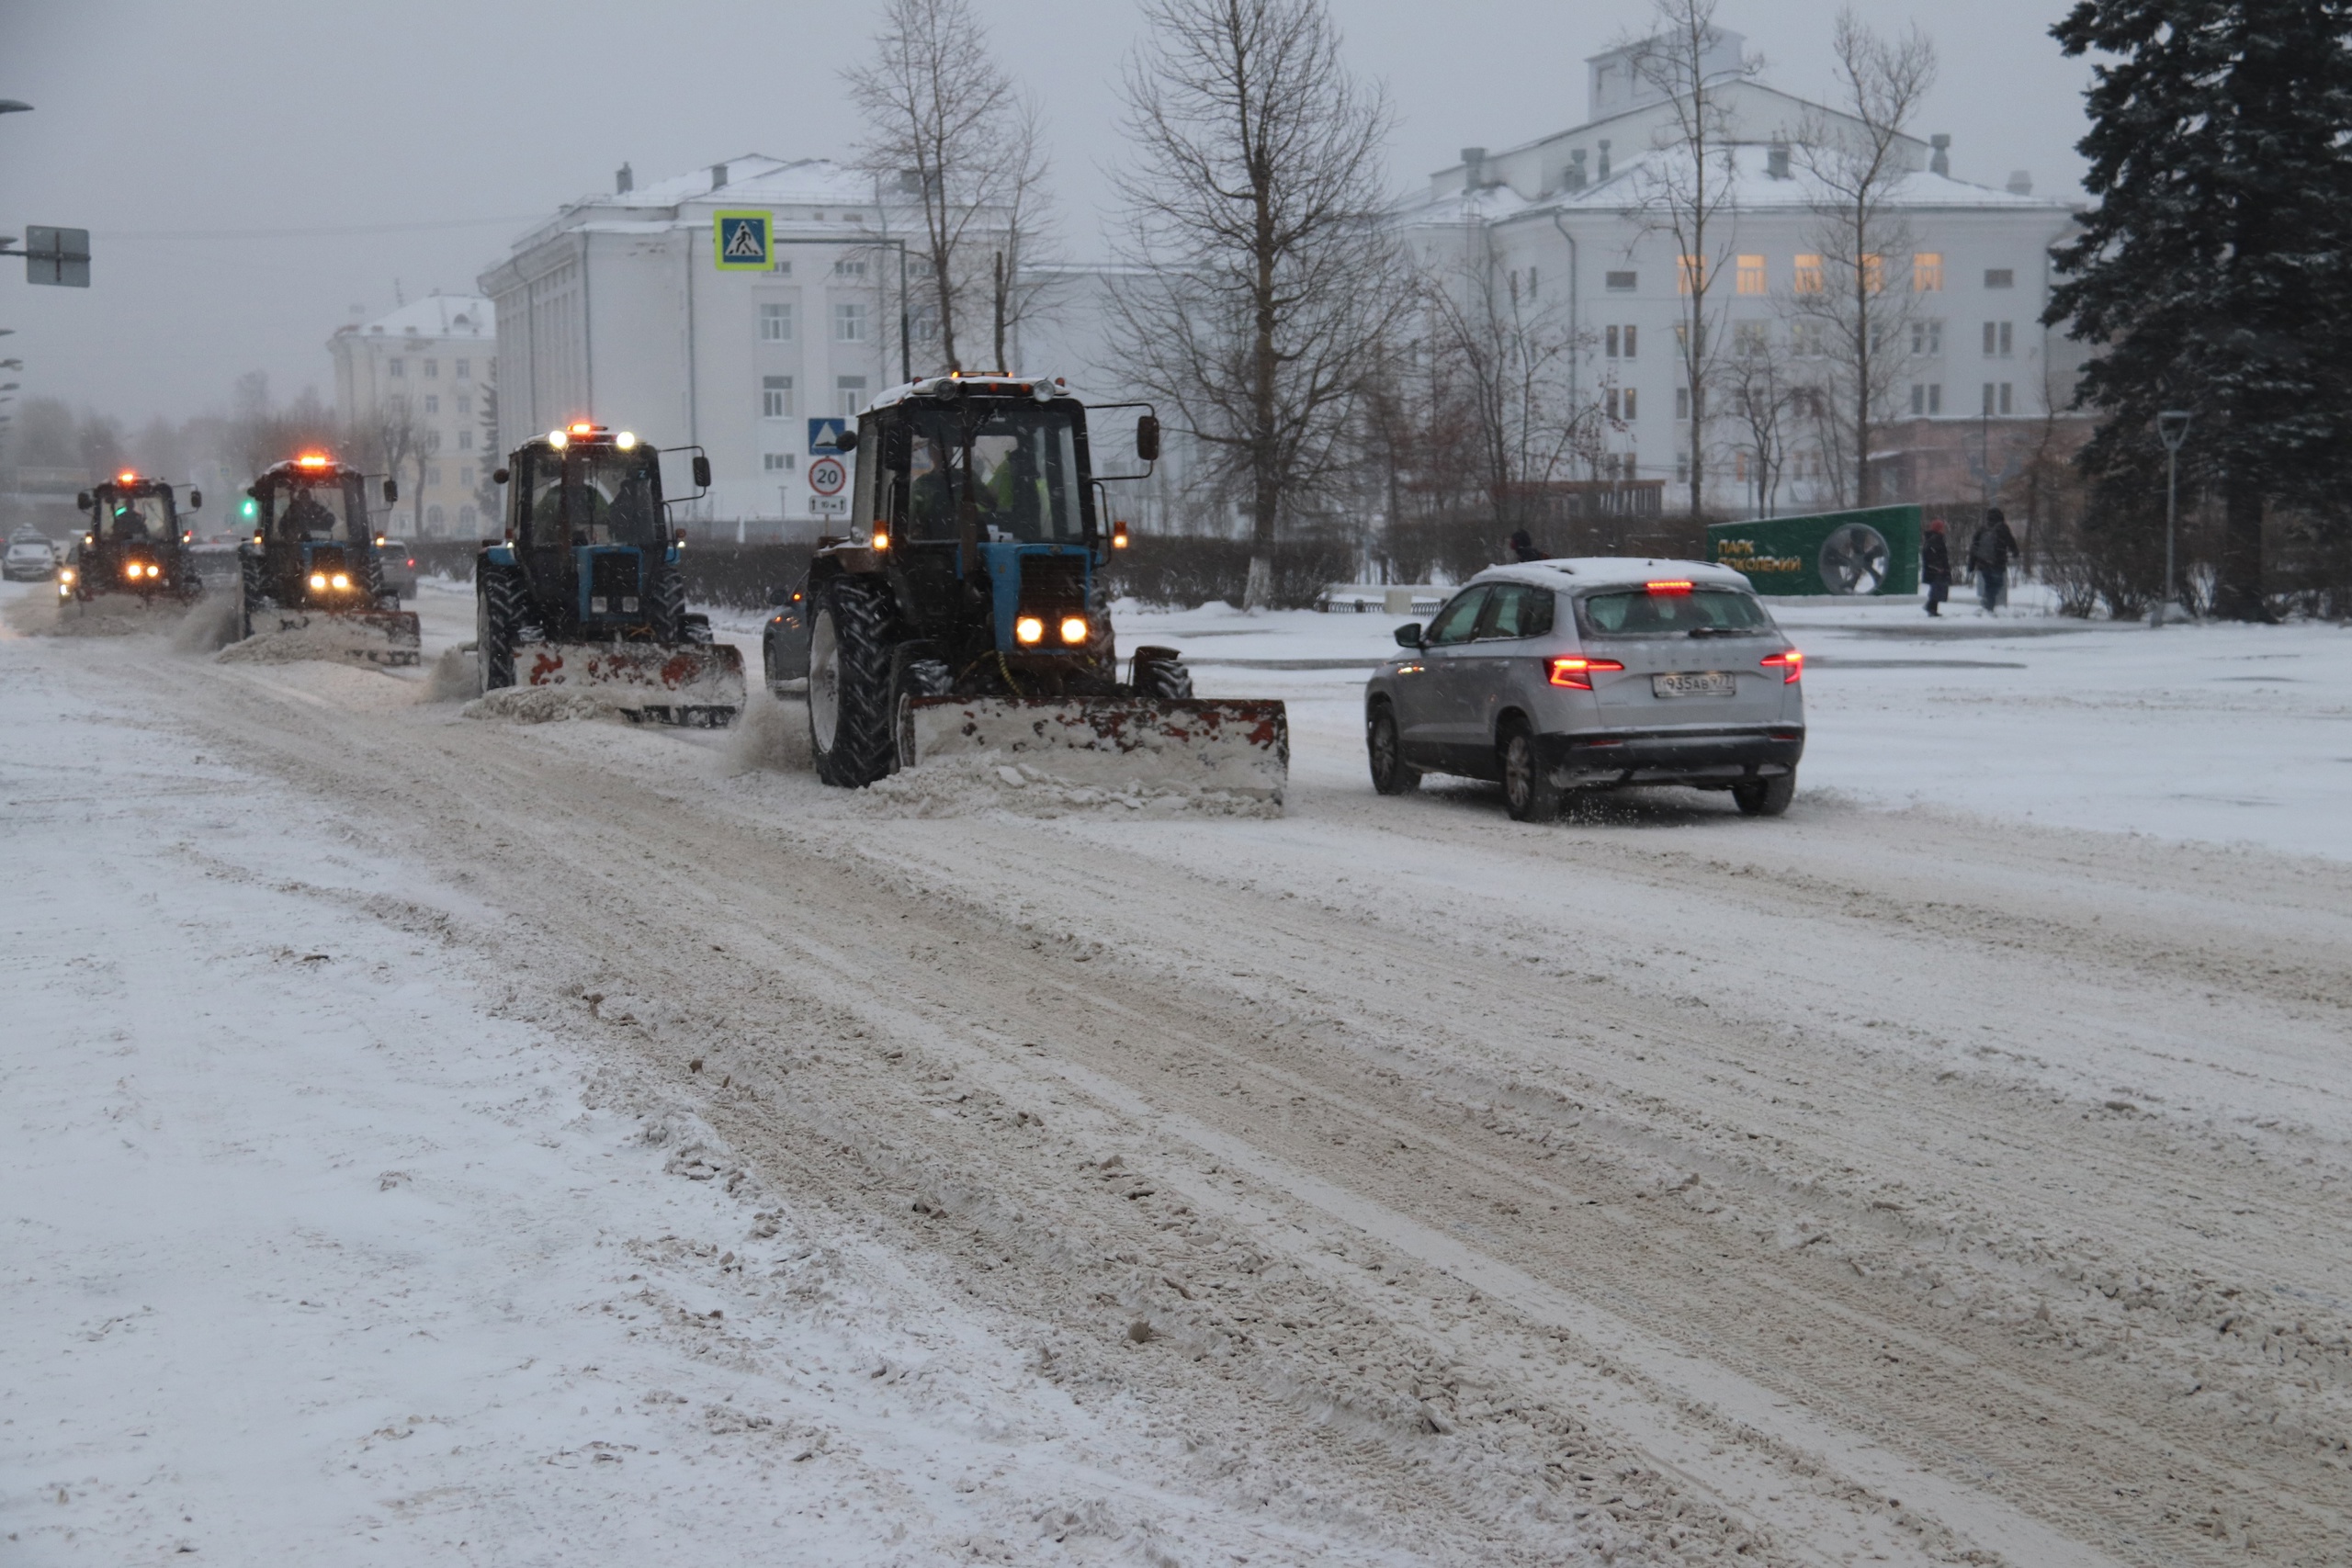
1707,504,1921,596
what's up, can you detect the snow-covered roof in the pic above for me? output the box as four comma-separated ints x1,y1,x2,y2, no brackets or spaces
505,155,888,254
1473,557,1750,592
342,294,494,342
1400,141,2069,231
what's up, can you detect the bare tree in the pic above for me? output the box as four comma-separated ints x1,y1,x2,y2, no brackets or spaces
1419,231,1597,537
1623,0,1757,519
351,393,425,536
1792,9,1937,509
985,101,1061,370
1724,326,1798,516
1112,0,1405,609
847,0,1047,376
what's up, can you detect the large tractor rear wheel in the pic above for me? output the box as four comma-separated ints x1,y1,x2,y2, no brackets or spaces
808,577,896,787
477,568,526,694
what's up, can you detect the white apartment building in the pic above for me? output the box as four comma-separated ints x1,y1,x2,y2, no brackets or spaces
328,295,497,539
1397,30,2082,515
481,156,955,539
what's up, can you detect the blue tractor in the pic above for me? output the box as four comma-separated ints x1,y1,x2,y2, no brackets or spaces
236,453,418,663
777,374,1286,798
477,422,743,725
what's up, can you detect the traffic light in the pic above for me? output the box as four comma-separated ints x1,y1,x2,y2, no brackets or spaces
241,497,257,520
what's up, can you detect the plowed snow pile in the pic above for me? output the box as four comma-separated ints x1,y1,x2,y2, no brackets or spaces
724,691,811,773
424,644,478,701
865,751,1282,818
171,594,240,653
215,618,401,665
5,592,187,638
462,685,616,723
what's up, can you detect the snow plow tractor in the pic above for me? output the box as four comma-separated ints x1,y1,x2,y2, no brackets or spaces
477,423,743,726
777,374,1287,801
236,453,420,664
64,470,205,608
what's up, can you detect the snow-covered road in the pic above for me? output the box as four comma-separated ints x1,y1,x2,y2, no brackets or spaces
5,581,2347,1565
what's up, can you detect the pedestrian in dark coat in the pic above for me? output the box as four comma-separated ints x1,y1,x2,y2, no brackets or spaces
1921,518,1951,615
1507,528,1544,563
1968,507,2019,614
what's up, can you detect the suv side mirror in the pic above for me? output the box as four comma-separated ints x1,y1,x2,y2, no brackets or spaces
1393,623,1423,649
691,454,713,489
187,489,202,511
383,478,399,504
1136,413,1161,463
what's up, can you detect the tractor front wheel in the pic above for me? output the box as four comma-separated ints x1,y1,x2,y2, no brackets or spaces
477,568,526,694
808,577,897,787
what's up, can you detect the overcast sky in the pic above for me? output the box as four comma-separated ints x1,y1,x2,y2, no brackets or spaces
2,0,2098,429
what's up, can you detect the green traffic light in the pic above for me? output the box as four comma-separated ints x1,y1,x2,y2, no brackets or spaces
241,498,257,518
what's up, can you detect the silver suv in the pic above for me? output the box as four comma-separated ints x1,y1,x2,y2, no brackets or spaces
1363,558,1804,821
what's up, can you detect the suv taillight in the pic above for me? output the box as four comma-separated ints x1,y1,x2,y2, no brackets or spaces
1760,649,1804,683
1547,656,1624,690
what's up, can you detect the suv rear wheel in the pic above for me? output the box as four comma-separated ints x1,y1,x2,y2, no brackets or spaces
1499,720,1560,823
1732,769,1796,818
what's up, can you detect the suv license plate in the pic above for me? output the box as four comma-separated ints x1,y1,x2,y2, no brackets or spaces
1654,671,1736,698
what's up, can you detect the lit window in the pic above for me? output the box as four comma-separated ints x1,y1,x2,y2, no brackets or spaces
1913,253,1943,292
1792,254,1823,294
763,376,795,419
1606,324,1639,359
1676,254,1707,294
760,302,795,342
835,376,867,418
1623,388,1637,421
1984,268,2015,289
1605,270,1637,292
833,302,868,343
1862,254,1886,294
1736,254,1766,295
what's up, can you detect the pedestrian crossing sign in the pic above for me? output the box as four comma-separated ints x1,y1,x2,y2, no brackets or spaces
713,211,773,271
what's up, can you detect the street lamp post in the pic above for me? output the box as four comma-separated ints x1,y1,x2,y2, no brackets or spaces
2154,410,2192,627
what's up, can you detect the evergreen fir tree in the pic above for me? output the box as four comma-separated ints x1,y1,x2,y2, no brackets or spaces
2049,0,2352,618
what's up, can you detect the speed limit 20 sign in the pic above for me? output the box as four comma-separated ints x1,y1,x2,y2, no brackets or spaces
807,455,847,497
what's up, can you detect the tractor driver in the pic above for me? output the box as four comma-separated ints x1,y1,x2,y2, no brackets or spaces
109,502,154,542
278,487,337,542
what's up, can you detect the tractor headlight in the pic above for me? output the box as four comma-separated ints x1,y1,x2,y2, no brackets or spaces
1059,616,1088,646
58,568,73,582
147,564,162,578
309,572,327,590
1014,615,1045,645
330,572,350,590
124,563,141,581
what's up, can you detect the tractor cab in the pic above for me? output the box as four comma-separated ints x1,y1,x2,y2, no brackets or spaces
247,453,392,610
844,374,1135,674
69,470,200,603
492,423,706,638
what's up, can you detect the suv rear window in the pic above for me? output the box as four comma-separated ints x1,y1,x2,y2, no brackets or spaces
1578,587,1771,637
